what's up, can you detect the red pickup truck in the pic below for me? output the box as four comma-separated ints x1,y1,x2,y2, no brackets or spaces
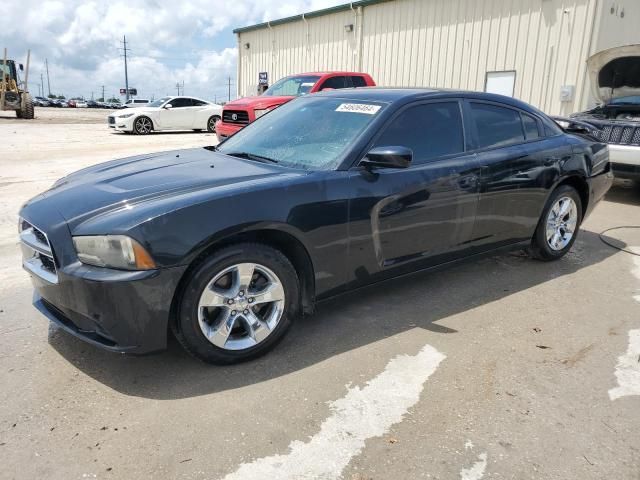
216,71,376,140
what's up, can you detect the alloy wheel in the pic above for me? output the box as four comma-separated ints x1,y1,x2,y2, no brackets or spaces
545,196,578,251
208,116,219,132
135,117,152,134
197,262,285,350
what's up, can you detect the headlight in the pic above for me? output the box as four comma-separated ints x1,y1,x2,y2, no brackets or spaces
118,113,134,119
254,108,271,119
73,235,156,270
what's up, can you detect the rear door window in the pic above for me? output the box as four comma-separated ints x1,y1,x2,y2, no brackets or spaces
319,76,348,90
469,102,525,149
373,102,465,164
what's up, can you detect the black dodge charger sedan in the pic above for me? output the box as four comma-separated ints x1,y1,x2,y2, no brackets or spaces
19,89,613,363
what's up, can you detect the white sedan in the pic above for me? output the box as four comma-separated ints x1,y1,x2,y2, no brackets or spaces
107,96,222,134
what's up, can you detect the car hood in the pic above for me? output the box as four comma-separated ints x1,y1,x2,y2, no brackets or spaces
587,44,640,103
26,148,303,228
225,95,295,110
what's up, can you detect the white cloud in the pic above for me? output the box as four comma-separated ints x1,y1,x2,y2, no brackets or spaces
1,0,345,101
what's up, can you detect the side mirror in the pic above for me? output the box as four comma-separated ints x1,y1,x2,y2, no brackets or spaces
19,64,24,71
164,103,173,109
359,146,413,170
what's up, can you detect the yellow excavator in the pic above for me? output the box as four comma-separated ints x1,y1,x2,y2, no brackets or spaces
1,49,33,119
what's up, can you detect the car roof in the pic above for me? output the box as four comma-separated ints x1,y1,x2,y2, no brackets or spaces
288,72,371,77
313,87,546,114
163,95,210,103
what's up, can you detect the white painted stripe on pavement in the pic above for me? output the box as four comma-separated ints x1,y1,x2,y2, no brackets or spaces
609,329,640,400
460,453,488,480
221,344,446,480
633,253,640,304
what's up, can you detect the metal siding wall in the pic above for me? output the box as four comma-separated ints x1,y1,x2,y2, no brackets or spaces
238,0,599,114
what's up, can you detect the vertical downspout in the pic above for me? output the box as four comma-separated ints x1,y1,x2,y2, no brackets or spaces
268,22,275,84
302,14,310,70
236,32,242,99
350,3,364,72
582,0,601,108
357,6,364,72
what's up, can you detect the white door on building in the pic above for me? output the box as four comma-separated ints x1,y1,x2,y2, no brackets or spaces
485,71,516,97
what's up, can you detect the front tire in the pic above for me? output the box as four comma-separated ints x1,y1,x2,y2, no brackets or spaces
133,116,153,135
173,243,300,364
529,185,582,261
19,94,34,119
207,115,220,133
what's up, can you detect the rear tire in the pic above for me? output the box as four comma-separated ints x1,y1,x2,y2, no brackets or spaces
172,243,300,364
207,115,220,133
529,185,582,261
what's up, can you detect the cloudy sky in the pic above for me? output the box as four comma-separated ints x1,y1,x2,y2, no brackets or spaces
1,0,344,102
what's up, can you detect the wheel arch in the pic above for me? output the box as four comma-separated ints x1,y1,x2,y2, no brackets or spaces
554,175,589,218
134,114,155,131
169,228,316,333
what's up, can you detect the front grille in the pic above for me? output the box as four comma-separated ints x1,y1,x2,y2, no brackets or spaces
222,110,250,125
594,123,640,146
19,219,58,283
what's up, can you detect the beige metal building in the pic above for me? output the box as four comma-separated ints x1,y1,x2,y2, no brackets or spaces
234,0,639,115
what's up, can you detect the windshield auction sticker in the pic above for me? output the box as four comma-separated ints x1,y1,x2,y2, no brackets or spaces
335,103,381,115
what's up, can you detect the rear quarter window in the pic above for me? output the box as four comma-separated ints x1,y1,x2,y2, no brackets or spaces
521,113,541,140
351,76,368,88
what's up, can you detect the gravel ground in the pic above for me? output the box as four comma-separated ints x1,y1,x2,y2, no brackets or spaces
0,109,638,480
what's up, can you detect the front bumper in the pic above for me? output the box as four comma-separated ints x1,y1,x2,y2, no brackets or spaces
107,115,135,132
608,144,640,179
215,121,244,141
19,207,186,354
29,264,186,354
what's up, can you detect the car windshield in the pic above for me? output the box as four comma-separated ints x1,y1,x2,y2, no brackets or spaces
217,96,385,170
609,95,640,105
262,75,322,97
147,97,171,107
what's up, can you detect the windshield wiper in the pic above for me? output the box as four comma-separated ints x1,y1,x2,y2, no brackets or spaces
224,151,279,164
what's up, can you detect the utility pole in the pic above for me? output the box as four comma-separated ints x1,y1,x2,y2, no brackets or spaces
40,73,44,97
45,58,51,96
228,77,232,102
101,85,105,101
120,36,130,101
175,82,180,95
